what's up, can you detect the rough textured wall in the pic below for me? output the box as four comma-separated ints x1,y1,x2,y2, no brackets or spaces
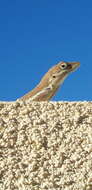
0,100,92,190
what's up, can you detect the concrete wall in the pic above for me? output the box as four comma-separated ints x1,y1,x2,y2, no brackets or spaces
0,100,92,190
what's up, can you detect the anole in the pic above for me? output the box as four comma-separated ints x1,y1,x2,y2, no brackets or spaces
20,61,80,101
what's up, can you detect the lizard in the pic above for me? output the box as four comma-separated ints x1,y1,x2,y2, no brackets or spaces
20,61,80,101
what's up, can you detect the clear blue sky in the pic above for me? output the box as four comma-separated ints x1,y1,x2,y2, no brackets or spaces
0,0,92,101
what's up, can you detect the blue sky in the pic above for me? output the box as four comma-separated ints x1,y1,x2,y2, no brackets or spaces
0,0,92,101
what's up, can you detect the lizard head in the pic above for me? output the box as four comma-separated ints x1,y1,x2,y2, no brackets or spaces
40,61,80,88
57,61,80,73
51,61,80,76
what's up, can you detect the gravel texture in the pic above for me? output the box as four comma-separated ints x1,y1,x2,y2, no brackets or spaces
0,100,92,190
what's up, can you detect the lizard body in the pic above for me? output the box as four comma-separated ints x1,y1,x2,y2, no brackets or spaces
20,61,80,101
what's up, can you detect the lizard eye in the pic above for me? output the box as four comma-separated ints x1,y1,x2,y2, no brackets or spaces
60,62,68,69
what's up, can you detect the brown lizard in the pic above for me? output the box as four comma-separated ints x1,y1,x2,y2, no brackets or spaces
20,61,80,101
